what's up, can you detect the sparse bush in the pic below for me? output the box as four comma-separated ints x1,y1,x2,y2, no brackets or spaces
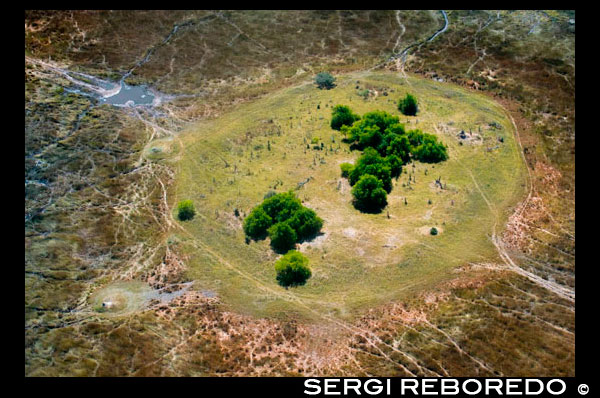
274,250,311,287
340,162,354,178
351,174,388,213
268,222,297,252
398,93,418,116
315,72,336,90
330,105,360,131
176,200,195,221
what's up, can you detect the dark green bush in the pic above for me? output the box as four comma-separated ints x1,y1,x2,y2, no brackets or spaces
330,105,360,131
268,222,297,253
243,207,272,239
430,227,438,235
315,72,336,90
351,174,388,213
287,207,323,241
348,148,393,193
398,93,418,116
274,250,311,287
176,200,195,221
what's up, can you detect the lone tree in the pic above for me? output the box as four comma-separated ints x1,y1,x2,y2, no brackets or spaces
351,174,388,213
398,93,418,116
274,250,312,287
330,105,360,131
315,72,336,90
177,200,195,221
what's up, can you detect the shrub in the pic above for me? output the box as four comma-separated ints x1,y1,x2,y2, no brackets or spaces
243,207,272,239
315,72,336,90
330,105,360,131
274,250,311,287
340,162,354,178
287,207,323,241
268,222,297,253
398,93,418,116
176,200,195,221
351,174,388,213
430,227,438,235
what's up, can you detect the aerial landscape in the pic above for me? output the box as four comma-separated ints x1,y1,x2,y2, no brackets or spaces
25,10,575,377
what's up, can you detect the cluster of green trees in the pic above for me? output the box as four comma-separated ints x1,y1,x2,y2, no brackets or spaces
243,191,321,287
332,105,448,212
243,191,323,253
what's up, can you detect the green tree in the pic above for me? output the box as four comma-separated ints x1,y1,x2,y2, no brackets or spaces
386,135,412,163
315,72,336,90
351,174,388,213
274,250,312,287
268,222,297,253
243,207,273,239
287,207,323,241
177,200,195,221
330,105,360,131
398,93,418,116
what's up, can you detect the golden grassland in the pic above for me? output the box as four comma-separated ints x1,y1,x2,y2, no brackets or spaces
170,71,527,321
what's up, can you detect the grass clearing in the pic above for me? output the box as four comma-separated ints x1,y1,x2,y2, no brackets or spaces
172,72,527,322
